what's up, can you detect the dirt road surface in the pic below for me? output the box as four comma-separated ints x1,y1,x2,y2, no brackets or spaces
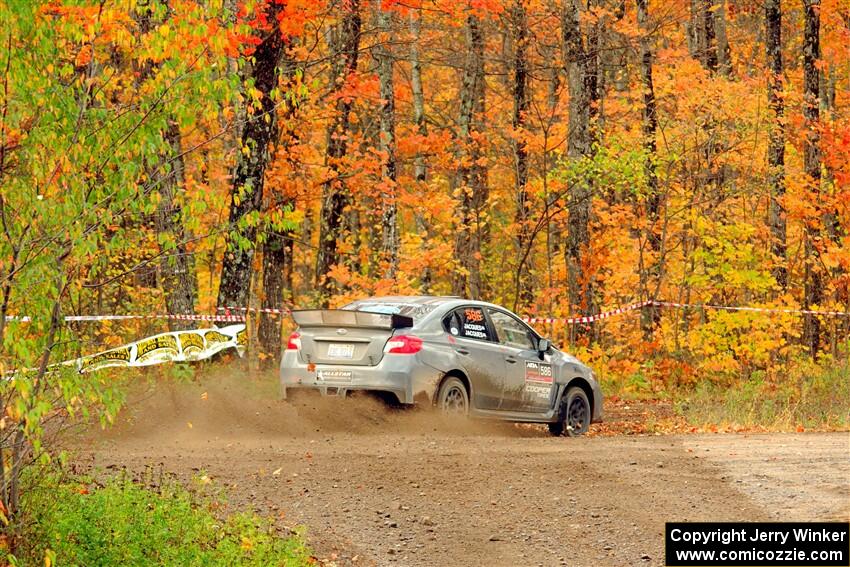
72,374,850,567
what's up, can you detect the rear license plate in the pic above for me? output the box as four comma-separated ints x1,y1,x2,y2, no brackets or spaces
327,343,355,359
318,369,352,382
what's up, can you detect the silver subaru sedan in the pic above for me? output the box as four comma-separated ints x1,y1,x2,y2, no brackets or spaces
280,296,602,436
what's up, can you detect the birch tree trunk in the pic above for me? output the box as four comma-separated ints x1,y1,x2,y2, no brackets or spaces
410,6,432,292
411,8,427,187
374,0,399,279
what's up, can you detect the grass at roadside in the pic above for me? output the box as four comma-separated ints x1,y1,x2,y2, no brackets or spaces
14,473,313,566
675,362,850,431
593,360,849,435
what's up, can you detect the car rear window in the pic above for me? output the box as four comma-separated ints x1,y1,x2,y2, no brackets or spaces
342,301,436,321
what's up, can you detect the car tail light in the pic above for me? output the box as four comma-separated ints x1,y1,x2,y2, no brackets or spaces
286,331,301,350
384,334,422,354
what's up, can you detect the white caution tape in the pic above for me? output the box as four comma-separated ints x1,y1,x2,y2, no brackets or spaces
522,299,850,325
217,306,291,315
523,301,652,325
652,300,850,317
5,313,247,323
7,300,850,328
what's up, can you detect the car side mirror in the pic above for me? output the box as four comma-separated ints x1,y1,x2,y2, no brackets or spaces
537,338,550,360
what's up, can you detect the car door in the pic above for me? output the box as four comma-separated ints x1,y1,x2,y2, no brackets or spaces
488,308,556,412
443,306,506,410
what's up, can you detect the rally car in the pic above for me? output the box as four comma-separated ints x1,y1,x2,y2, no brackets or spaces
280,296,602,435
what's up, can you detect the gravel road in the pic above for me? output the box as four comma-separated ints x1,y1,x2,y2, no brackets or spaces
72,375,850,567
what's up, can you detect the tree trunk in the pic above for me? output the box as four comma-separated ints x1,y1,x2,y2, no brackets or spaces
258,54,300,366
410,8,427,186
374,0,399,280
636,0,661,340
315,0,362,303
802,0,822,356
259,231,287,365
217,2,285,310
689,0,718,72
133,5,197,327
766,0,787,292
820,71,842,246
156,120,197,330
820,69,845,351
410,6,432,292
714,0,732,76
511,1,533,309
562,0,598,320
452,14,488,300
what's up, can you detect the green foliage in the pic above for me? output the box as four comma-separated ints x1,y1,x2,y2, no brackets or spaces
675,360,850,430
167,362,197,383
0,0,240,517
16,475,312,567
552,138,650,201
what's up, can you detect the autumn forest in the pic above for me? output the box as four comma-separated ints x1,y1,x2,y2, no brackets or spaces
2,0,850,410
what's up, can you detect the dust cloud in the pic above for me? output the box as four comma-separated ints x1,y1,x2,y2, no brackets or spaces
87,366,546,450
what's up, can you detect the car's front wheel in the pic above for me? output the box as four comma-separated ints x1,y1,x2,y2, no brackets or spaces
437,376,469,415
549,386,591,437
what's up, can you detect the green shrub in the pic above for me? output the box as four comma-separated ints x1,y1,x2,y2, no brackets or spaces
16,476,312,567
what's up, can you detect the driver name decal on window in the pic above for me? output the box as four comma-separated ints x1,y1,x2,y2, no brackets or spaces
461,308,488,339
525,361,553,383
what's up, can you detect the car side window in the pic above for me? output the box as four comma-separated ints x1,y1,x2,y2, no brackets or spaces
488,309,536,350
443,312,461,336
445,307,496,342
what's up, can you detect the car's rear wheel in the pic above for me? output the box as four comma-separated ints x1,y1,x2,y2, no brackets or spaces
549,386,590,437
437,376,469,415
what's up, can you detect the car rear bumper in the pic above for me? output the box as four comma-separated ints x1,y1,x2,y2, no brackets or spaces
280,350,443,405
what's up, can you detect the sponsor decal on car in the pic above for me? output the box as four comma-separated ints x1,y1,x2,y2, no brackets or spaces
525,361,553,383
525,383,553,400
317,369,353,382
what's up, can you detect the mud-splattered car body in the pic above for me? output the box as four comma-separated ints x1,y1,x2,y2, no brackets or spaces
280,296,602,434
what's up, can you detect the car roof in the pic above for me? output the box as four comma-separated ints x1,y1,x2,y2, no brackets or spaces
353,295,458,305
351,295,508,311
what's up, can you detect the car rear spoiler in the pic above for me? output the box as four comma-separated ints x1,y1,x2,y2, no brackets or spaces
291,309,414,330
